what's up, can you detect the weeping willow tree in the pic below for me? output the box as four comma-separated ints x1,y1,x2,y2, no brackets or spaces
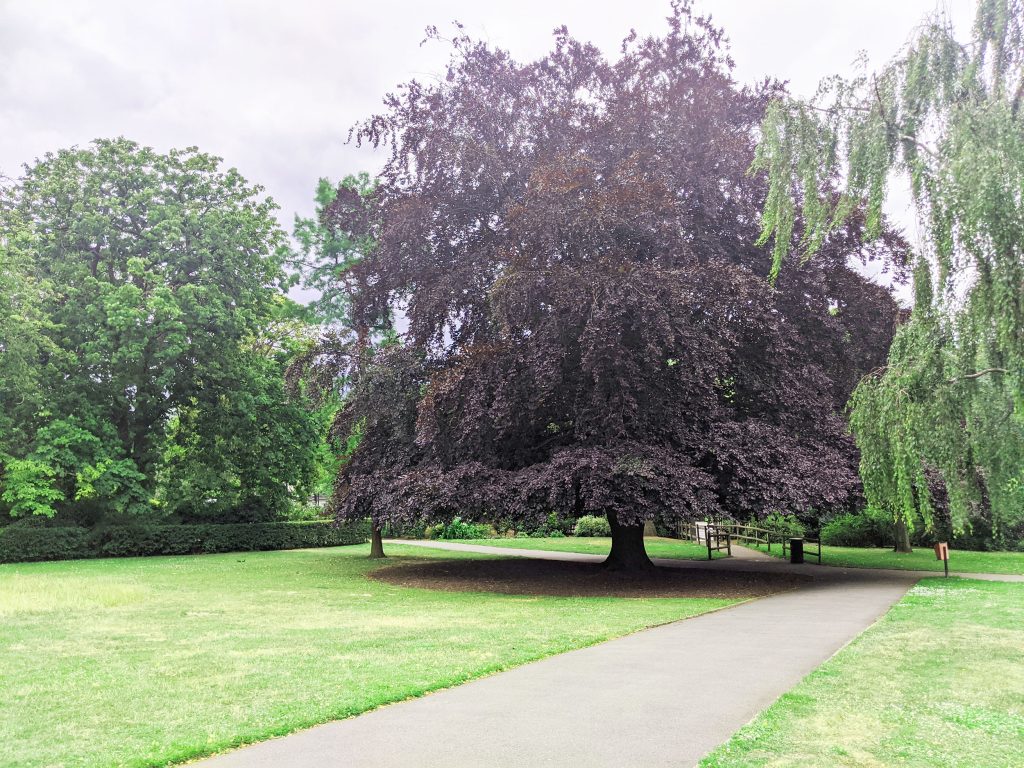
755,0,1024,551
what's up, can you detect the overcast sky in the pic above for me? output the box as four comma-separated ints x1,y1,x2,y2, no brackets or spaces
1,0,976,295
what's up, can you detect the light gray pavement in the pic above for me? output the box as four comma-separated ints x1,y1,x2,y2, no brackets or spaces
192,540,957,768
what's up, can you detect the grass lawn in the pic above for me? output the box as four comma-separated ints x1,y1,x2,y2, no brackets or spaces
454,535,725,560
700,578,1024,768
0,544,736,768
746,542,1024,575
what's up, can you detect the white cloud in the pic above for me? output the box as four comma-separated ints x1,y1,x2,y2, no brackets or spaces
2,0,977,299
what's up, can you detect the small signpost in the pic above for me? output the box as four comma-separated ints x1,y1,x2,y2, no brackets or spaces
934,541,950,578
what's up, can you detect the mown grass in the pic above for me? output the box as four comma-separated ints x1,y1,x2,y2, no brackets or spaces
0,544,735,768
746,542,1024,575
454,535,725,559
700,578,1024,768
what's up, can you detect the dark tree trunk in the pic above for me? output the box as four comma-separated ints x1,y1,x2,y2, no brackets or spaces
893,518,912,553
356,319,386,562
369,525,386,558
603,512,655,571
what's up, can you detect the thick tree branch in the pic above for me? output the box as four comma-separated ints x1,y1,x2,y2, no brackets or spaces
948,367,1008,383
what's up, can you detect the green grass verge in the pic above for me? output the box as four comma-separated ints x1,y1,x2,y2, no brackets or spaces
746,542,1024,575
0,544,736,768
700,578,1024,768
453,535,725,560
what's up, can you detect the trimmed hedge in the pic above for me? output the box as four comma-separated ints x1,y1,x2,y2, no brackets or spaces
0,520,370,564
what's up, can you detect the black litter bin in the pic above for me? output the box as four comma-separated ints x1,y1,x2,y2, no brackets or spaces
789,537,804,564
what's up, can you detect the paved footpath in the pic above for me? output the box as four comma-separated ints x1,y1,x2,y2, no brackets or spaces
195,541,1015,768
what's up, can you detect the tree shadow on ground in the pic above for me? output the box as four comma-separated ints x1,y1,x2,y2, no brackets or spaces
370,558,811,599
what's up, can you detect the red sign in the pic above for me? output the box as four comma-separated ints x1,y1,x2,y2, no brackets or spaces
934,542,950,561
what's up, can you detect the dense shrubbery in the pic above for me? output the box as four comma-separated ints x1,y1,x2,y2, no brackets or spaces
574,515,612,537
398,512,577,540
424,517,493,540
953,518,1024,552
820,513,891,547
526,512,573,537
0,520,369,563
754,512,806,540
818,509,1024,551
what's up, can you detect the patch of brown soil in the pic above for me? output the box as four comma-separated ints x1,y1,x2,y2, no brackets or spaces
370,557,810,599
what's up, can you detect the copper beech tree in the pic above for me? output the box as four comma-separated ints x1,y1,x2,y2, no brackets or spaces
308,5,907,569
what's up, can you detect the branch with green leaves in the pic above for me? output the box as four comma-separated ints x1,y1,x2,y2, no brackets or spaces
753,0,1024,538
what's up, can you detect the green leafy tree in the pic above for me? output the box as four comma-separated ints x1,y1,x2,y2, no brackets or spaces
753,0,1024,549
158,354,320,523
1,138,305,521
293,173,377,328
3,416,145,521
290,174,394,556
0,199,50,460
158,295,322,522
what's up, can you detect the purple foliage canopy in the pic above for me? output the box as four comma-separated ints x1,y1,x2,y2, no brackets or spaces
311,4,907,535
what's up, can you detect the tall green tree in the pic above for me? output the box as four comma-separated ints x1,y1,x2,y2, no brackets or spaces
753,0,1024,549
0,199,57,516
158,297,322,522
290,174,402,556
0,138,311,521
293,173,377,329
0,202,45,451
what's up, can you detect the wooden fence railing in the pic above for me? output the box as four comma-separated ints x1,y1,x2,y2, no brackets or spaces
689,521,823,563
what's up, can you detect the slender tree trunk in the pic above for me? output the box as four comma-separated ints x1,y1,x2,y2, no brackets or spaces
603,512,655,571
355,318,386,561
369,525,386,558
894,518,912,553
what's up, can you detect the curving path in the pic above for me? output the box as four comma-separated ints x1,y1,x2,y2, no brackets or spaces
195,541,951,768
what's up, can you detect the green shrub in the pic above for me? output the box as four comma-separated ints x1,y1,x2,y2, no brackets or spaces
525,511,574,537
284,503,330,522
820,510,1024,551
755,512,806,539
654,519,682,538
425,516,492,540
394,520,429,539
0,520,369,564
574,515,611,537
1,515,52,530
945,515,1024,552
820,512,891,547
